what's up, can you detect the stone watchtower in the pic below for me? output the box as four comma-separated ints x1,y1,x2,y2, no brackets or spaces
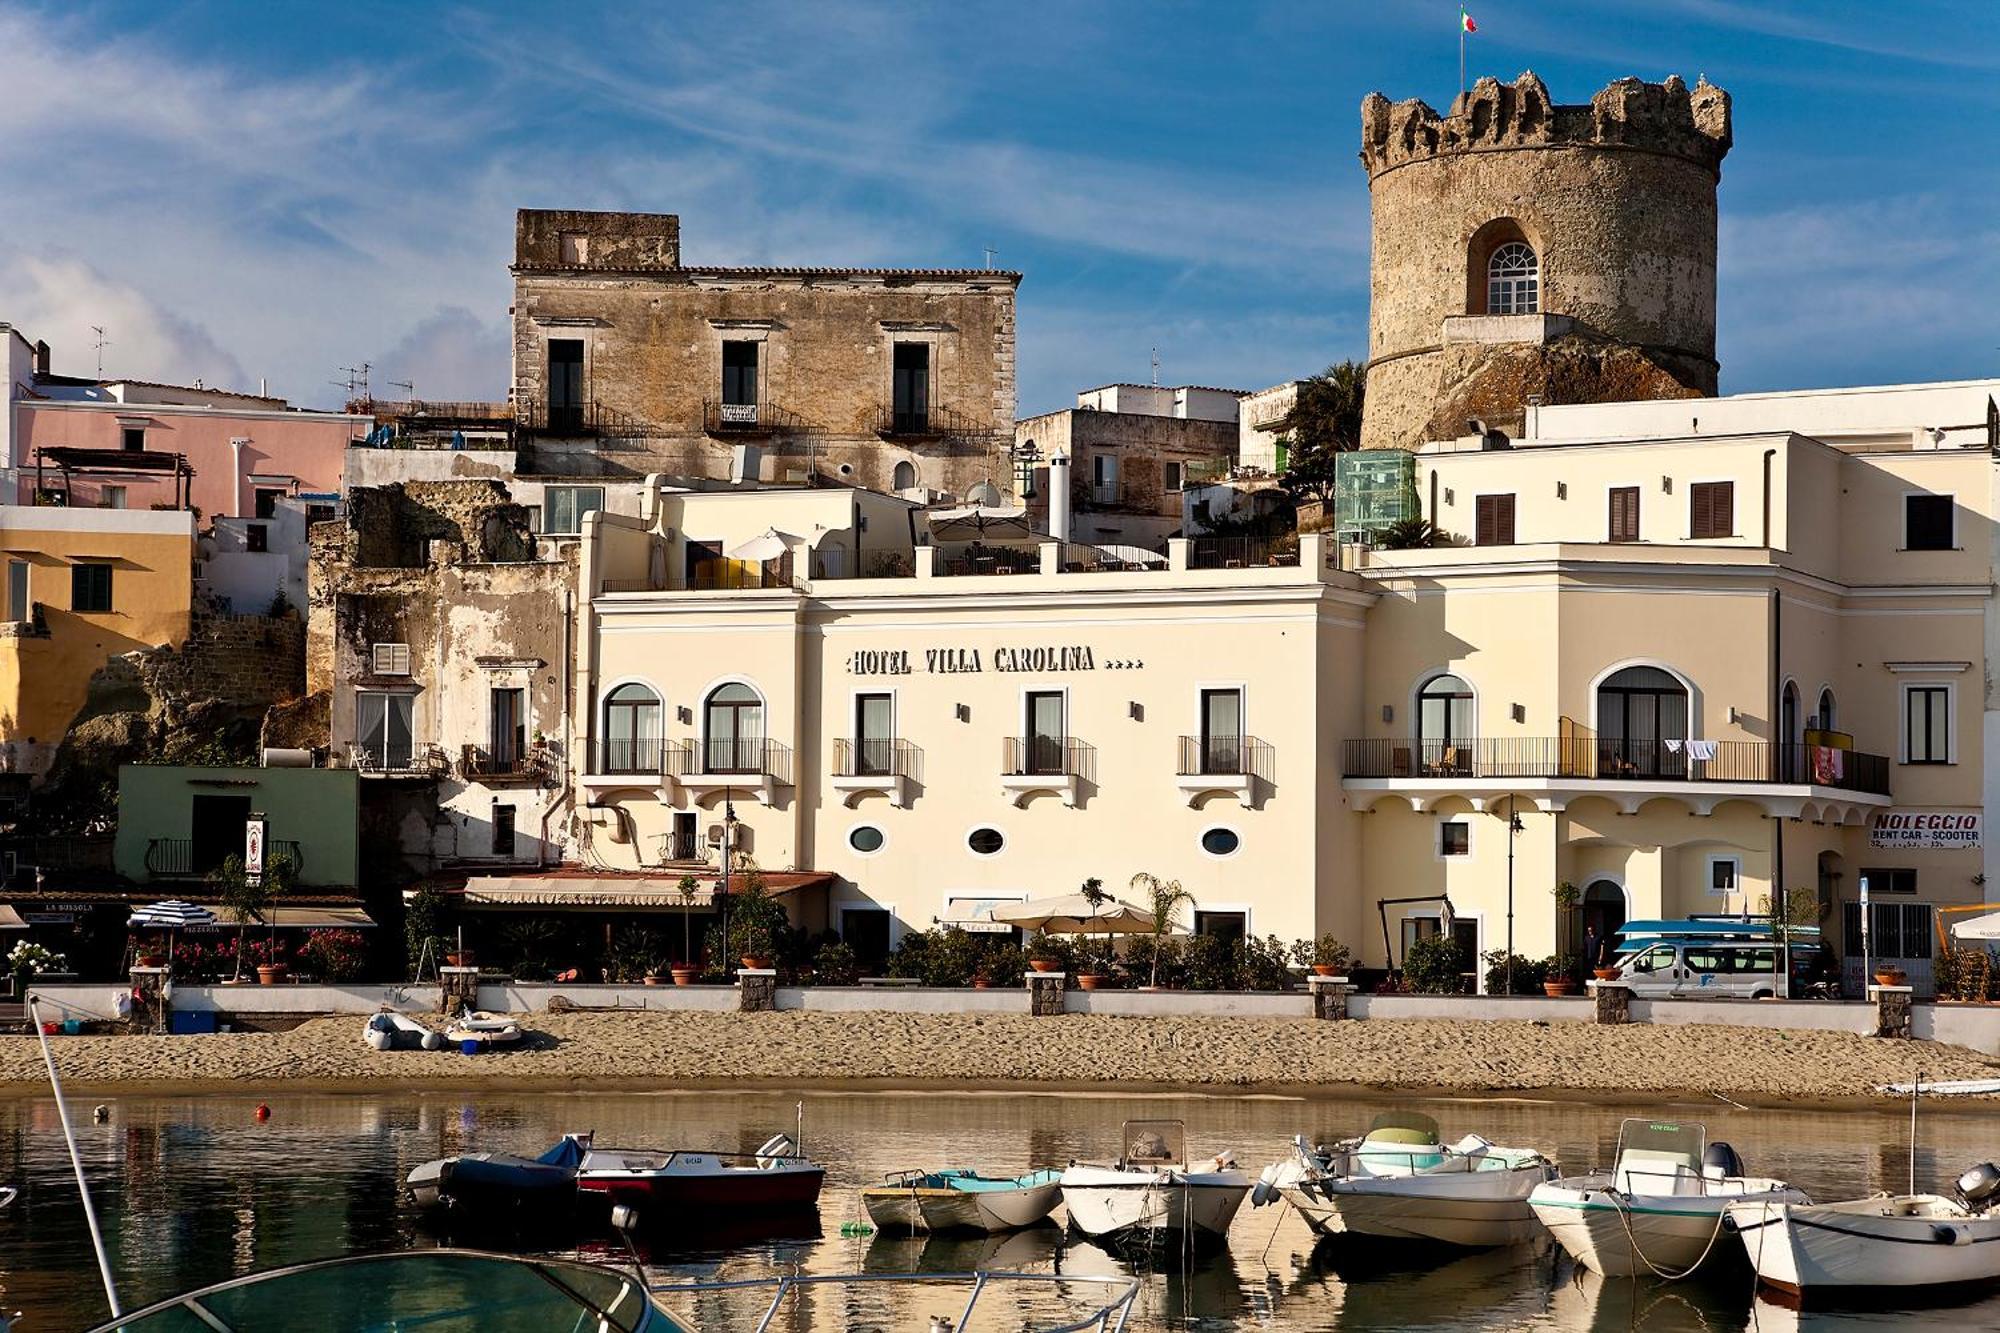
1357,73,1732,451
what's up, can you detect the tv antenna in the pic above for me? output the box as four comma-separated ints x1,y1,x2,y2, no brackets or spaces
90,326,109,377
1150,347,1159,387
388,379,415,403
330,362,371,401
982,245,998,269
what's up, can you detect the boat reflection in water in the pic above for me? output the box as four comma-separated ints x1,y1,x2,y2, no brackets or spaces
1281,1233,1555,1329
863,1223,1063,1275
1546,1260,1756,1332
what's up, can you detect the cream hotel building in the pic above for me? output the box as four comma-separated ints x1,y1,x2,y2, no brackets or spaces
415,75,1997,996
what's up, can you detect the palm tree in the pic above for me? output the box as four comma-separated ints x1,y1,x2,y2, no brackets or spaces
1277,360,1367,502
1132,872,1195,989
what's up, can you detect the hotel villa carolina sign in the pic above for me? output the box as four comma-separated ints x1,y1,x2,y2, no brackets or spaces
845,646,1142,675
1870,811,1981,850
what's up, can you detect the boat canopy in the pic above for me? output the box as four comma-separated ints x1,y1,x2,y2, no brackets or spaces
1617,919,1776,940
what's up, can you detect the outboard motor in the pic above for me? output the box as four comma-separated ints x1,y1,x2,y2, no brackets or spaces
1957,1162,2000,1210
1702,1142,1746,1181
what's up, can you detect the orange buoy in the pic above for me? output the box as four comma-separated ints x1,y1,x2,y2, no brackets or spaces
254,1103,271,1121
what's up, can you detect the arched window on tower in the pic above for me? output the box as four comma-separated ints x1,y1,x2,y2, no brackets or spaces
1487,241,1540,314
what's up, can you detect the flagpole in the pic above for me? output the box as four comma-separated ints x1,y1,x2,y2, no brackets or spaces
1459,18,1465,97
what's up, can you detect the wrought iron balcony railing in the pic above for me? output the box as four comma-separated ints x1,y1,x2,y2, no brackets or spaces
832,738,918,779
1176,735,1274,782
1002,736,1096,781
1340,737,1891,795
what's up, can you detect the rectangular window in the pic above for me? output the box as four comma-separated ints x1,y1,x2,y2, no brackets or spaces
490,687,525,766
1844,898,1932,960
671,810,699,861
891,342,929,433
1905,494,1954,551
1198,688,1243,774
721,340,759,409
355,691,415,770
854,692,894,775
1904,685,1950,764
121,426,144,452
1862,867,1918,896
246,524,268,553
1194,910,1247,942
1709,856,1740,896
70,562,112,613
558,231,588,264
254,488,281,520
1164,461,1186,493
547,339,585,432
1091,453,1119,505
305,503,337,527
542,485,605,535
101,485,127,510
6,560,26,622
1474,493,1515,545
1608,486,1640,542
1690,481,1735,539
492,804,516,857
1025,690,1065,775
1439,821,1470,857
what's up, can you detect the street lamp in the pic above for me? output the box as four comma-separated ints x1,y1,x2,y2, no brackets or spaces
719,792,738,963
1500,797,1524,995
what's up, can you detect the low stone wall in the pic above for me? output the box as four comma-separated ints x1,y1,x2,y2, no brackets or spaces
27,982,443,1022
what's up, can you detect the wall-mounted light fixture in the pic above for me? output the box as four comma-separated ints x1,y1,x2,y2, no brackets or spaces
1128,701,1143,721
1511,703,1526,723
1381,704,1394,724
1661,476,1674,494
1555,482,1567,500
1443,487,1456,506
676,705,693,725
955,703,971,723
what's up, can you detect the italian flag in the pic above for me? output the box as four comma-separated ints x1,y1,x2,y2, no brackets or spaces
1461,7,1477,32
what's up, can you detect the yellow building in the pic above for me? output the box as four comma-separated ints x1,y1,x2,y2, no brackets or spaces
0,505,195,772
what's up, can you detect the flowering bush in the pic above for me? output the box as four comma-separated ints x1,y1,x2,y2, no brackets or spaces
298,930,369,982
8,941,66,977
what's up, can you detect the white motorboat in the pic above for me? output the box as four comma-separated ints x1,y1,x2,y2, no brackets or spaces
1255,1111,1557,1248
1727,1162,2000,1296
1060,1119,1249,1242
1528,1117,1808,1278
364,1010,444,1051
861,1168,1063,1233
443,1011,524,1049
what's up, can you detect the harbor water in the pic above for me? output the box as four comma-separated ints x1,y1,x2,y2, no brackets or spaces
3,1087,2000,1330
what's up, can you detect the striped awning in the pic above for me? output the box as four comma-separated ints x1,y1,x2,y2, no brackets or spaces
128,900,218,929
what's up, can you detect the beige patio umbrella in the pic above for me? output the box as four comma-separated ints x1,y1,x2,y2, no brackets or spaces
991,890,1152,969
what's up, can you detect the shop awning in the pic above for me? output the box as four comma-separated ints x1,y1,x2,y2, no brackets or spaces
183,905,377,930
455,872,831,911
0,905,28,930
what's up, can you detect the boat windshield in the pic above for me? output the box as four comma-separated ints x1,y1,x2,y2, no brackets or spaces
88,1251,681,1333
1122,1119,1186,1167
1362,1111,1441,1144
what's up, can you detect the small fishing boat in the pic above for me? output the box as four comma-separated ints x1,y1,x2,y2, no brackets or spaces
406,1132,587,1220
574,1132,824,1223
1529,1117,1808,1278
1728,1162,2000,1296
364,1010,444,1051
1255,1111,1557,1248
861,1168,1063,1234
1059,1119,1249,1242
442,1011,524,1049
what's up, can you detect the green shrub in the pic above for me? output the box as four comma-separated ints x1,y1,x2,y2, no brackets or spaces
1481,950,1546,995
1241,935,1296,991
1292,934,1352,973
978,942,1026,988
1182,934,1237,991
1125,936,1186,988
813,939,860,985
404,885,452,979
1403,934,1467,994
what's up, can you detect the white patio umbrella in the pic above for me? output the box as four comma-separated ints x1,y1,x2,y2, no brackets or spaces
1950,911,2000,941
1094,543,1167,567
727,529,791,563
990,891,1153,934
127,899,218,968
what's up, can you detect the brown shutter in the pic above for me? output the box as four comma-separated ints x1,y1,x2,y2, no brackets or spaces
1691,481,1734,538
1609,486,1639,542
1711,481,1733,536
1476,494,1515,545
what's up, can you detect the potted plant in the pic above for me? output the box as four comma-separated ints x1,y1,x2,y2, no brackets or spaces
1132,872,1195,990
1542,955,1579,996
1593,963,1622,982
9,941,65,995
1027,930,1063,973
1300,934,1351,978
1875,963,1908,988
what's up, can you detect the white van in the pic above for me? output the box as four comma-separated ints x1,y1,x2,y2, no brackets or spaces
1612,939,1782,999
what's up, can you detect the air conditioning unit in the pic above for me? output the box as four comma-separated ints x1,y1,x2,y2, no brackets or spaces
372,642,412,676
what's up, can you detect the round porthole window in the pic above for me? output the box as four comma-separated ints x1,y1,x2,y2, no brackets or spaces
967,827,1005,856
848,825,885,854
1200,827,1241,857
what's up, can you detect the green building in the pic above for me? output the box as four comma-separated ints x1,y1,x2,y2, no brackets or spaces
114,765,361,889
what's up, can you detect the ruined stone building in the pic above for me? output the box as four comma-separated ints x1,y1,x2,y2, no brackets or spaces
510,209,1020,502
1016,384,1244,547
1358,73,1732,451
308,479,575,878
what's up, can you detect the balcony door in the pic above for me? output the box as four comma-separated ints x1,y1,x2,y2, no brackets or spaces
705,683,764,773
1198,688,1243,775
603,684,661,773
855,693,894,775
190,794,252,875
1596,666,1688,778
722,340,758,423
1416,674,1473,775
1026,691,1065,775
892,342,929,433
547,339,584,432
357,691,414,770
490,687,524,767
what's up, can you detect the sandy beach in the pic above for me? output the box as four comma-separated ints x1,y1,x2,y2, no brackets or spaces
2,1011,1993,1105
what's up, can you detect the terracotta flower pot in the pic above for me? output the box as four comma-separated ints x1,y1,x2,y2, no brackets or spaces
1543,978,1576,997
972,975,992,990
446,951,475,968
741,956,773,971
138,954,165,969
642,975,664,987
1076,972,1107,992
670,966,698,987
1029,959,1060,973
1875,969,1907,988
256,964,287,986
1593,967,1621,982
1311,964,1339,977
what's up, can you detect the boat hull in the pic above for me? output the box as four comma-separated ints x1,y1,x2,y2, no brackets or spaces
576,1157,823,1215
1059,1166,1249,1240
861,1176,1062,1234
1283,1173,1547,1248
1729,1197,2000,1294
1531,1179,1808,1278
406,1154,577,1218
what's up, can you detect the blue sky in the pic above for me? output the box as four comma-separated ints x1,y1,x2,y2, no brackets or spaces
1,1,1994,414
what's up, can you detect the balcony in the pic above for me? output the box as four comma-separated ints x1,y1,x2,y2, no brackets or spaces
1001,736,1095,807
688,553,797,591
936,550,1039,577
145,838,304,880
1175,735,1274,808
874,404,990,442
830,738,920,808
345,743,449,779
517,397,651,440
701,400,816,437
1188,536,1301,570
672,736,793,806
1340,736,1892,816
460,743,557,786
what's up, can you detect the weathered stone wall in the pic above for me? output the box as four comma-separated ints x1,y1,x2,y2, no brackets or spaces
135,610,306,711
511,210,1019,500
1017,409,1238,534
1359,73,1731,451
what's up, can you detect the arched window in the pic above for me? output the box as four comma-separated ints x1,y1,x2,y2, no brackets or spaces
1416,673,1474,775
602,684,661,773
704,682,765,773
1487,241,1539,314
1596,666,1688,778
1816,688,1836,733
892,460,917,491
1781,681,1802,780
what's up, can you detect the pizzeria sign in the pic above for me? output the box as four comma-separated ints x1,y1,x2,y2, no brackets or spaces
1870,811,1981,850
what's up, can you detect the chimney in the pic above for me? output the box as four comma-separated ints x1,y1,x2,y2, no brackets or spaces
31,341,50,377
1048,453,1072,542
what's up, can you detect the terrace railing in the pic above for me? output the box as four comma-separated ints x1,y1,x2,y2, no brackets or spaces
1340,737,1892,795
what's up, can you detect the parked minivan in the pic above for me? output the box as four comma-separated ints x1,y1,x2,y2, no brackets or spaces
1612,938,1786,999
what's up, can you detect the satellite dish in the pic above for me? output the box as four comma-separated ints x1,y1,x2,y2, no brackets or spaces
966,480,1003,507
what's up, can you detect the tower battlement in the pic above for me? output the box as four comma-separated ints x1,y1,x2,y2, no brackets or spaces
1360,73,1731,179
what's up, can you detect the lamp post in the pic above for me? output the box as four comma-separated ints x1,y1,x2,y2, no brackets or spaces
1501,796,1524,996
720,791,738,964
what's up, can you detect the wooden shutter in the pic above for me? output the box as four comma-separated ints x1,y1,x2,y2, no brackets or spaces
1691,481,1734,539
1608,486,1640,542
1475,494,1515,546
